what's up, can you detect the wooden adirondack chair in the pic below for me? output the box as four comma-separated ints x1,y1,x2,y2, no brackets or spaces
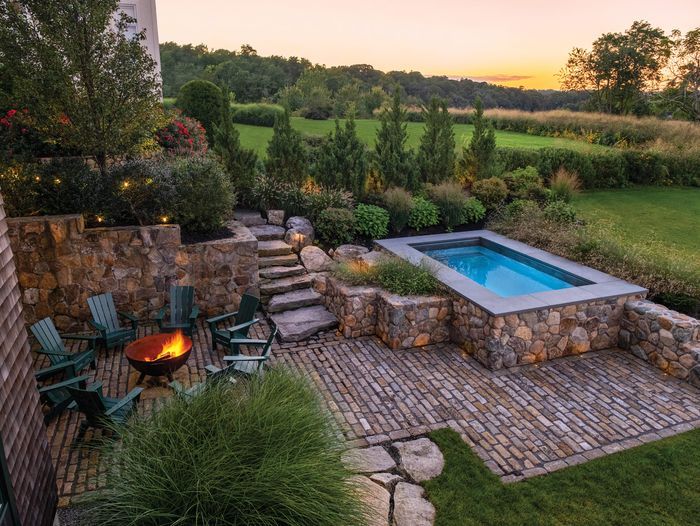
206,322,278,378
155,285,199,336
67,382,144,438
35,373,90,423
206,289,261,354
87,292,139,350
30,317,97,379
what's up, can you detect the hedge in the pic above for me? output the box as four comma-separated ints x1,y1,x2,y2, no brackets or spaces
231,103,285,127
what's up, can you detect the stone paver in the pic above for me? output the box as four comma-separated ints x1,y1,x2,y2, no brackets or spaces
393,438,444,482
342,446,396,473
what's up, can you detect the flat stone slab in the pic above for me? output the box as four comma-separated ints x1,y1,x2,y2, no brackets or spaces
258,240,293,257
342,446,397,473
349,475,390,526
258,254,299,268
270,305,337,342
249,224,285,241
369,472,403,490
260,274,313,296
234,209,266,226
259,265,306,280
267,289,322,313
393,482,435,526
393,438,444,482
332,244,369,264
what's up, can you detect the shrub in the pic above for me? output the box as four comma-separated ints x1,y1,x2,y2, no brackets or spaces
176,80,223,141
83,370,364,526
549,168,582,202
170,156,236,233
501,166,543,198
418,97,455,184
306,185,354,221
463,98,497,179
375,89,416,189
278,184,310,217
543,200,577,223
251,174,284,211
503,198,540,220
383,187,414,233
408,196,440,230
315,207,356,246
535,147,594,184
462,197,486,224
471,177,508,209
354,204,389,239
231,103,284,127
156,111,208,156
334,256,441,296
427,181,467,231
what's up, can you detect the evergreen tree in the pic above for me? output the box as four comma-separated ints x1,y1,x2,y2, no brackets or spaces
265,106,307,184
374,89,415,188
418,97,455,184
315,112,368,196
213,85,258,202
464,97,497,179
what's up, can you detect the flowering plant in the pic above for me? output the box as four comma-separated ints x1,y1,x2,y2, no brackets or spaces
156,111,208,157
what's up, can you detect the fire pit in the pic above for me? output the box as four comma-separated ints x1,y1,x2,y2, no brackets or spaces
125,331,192,384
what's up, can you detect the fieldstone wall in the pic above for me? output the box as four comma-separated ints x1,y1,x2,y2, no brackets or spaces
7,214,258,331
323,277,379,338
451,294,642,371
620,300,700,387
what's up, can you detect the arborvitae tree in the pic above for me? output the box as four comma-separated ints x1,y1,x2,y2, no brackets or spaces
265,106,307,184
418,97,455,184
374,89,415,189
213,85,258,202
465,97,497,179
315,112,368,196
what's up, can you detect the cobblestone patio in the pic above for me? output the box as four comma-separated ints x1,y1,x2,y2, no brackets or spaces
37,319,700,505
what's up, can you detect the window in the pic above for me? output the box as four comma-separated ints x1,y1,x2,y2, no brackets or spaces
119,3,139,39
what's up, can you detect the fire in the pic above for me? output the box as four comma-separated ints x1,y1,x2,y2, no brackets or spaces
146,330,188,362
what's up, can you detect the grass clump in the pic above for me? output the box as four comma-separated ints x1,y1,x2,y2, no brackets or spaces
334,256,441,296
549,167,582,202
83,369,365,526
383,187,414,233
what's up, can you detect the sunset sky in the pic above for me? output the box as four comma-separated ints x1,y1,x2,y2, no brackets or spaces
155,0,700,90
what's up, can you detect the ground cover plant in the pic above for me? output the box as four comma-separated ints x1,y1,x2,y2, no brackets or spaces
334,256,441,296
425,427,700,526
83,369,365,526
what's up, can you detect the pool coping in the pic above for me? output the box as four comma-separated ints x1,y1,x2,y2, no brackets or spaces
375,230,647,316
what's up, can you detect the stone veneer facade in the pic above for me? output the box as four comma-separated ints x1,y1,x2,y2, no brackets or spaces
620,300,700,386
7,214,258,331
0,195,57,525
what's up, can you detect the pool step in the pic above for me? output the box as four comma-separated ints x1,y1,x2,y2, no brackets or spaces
270,305,338,342
249,224,286,241
258,240,293,257
266,289,323,313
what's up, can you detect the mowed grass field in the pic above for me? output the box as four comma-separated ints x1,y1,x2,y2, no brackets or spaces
574,186,700,266
233,117,606,156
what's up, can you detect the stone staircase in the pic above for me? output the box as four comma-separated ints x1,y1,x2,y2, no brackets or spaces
236,210,337,342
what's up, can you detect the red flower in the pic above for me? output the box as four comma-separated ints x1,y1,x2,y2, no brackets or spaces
6,109,17,118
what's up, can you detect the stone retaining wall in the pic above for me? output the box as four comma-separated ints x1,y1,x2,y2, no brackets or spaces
8,214,258,331
620,300,700,387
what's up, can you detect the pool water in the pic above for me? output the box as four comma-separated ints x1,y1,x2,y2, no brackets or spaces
423,244,575,297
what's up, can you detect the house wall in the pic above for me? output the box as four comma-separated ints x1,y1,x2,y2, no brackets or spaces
118,0,161,77
0,194,57,525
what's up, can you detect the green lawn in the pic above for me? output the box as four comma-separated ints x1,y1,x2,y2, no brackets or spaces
574,186,700,264
425,428,700,526
234,117,605,157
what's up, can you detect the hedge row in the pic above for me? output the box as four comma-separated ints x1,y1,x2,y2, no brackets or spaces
230,103,284,127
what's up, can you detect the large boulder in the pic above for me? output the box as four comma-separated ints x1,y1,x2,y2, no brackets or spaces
359,250,384,267
266,209,285,226
285,216,314,252
300,245,334,272
393,438,444,482
392,482,435,526
332,244,369,264
341,446,396,473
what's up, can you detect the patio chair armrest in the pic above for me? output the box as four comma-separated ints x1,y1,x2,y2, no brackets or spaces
206,311,238,325
118,312,139,330
35,361,77,381
105,388,144,416
87,381,103,393
224,318,261,334
223,355,267,362
38,374,90,395
189,306,200,320
88,320,108,333
35,348,74,358
226,338,268,346
168,380,185,394
62,333,99,350
154,307,167,323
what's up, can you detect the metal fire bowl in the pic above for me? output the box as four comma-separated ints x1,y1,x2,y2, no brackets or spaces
125,333,193,378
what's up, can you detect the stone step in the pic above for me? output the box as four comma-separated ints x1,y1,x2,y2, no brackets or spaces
249,224,286,241
260,274,313,297
266,289,323,313
259,265,306,280
258,254,299,268
270,305,338,342
258,240,293,257
234,209,266,227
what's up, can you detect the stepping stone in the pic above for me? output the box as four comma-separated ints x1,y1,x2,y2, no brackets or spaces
260,274,313,296
249,224,285,241
393,438,444,482
267,289,322,313
392,482,435,526
234,209,266,227
259,265,306,280
369,472,403,490
258,254,299,268
341,446,396,473
349,475,390,526
270,305,338,342
258,240,293,257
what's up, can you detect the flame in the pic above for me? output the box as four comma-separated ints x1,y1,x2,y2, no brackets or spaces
146,330,188,362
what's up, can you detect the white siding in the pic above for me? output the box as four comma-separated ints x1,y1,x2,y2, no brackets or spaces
118,0,161,77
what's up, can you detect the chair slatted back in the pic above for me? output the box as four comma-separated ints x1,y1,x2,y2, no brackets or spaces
235,289,260,327
30,318,66,366
262,324,278,360
67,387,107,427
88,293,120,331
170,285,195,325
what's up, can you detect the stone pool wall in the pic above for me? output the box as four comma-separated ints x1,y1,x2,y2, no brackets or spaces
7,214,258,331
450,294,643,370
619,300,700,387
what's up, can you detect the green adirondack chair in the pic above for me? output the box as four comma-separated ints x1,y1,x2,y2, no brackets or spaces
35,372,90,423
67,382,144,438
30,317,97,379
206,289,261,354
87,292,139,350
155,285,199,336
206,322,278,378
